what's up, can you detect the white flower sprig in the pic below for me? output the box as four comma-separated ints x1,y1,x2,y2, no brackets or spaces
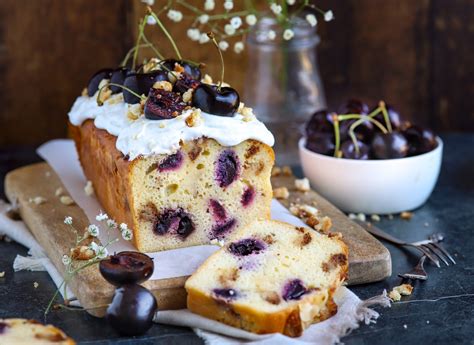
46,213,133,316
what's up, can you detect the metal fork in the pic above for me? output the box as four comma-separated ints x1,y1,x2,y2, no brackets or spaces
355,221,456,267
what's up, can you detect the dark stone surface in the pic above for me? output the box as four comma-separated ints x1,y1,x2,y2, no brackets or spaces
0,133,473,344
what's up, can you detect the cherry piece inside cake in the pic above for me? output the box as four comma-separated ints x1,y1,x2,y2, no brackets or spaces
185,220,349,337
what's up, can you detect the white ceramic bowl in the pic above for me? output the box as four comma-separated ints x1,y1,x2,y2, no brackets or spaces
299,137,443,214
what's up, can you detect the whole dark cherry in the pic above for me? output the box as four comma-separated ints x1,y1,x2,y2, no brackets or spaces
371,132,409,159
144,88,187,120
87,68,113,96
161,59,202,80
305,132,335,156
305,110,334,137
192,84,240,117
174,75,201,94
123,70,168,104
106,284,157,336
373,104,402,130
340,140,370,160
99,251,154,286
339,119,374,143
109,67,130,94
403,125,438,156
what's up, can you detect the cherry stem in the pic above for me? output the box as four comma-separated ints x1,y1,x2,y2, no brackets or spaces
121,43,152,67
207,32,225,90
379,101,393,133
147,7,182,60
132,16,148,70
96,82,146,106
332,113,341,157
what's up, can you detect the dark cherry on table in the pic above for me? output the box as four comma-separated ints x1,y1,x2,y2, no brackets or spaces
0,133,473,345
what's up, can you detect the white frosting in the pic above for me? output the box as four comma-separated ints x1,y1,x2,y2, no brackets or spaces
68,95,274,160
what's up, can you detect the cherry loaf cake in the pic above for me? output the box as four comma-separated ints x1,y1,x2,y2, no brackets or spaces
185,220,349,337
68,59,274,252
0,319,75,344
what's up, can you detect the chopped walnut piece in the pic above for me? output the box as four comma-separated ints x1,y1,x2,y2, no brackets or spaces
321,216,332,233
237,102,245,113
388,290,401,301
107,93,124,105
400,211,413,220
289,203,333,233
282,166,293,176
371,214,381,222
174,63,185,73
153,80,173,91
55,187,64,197
127,104,142,121
271,166,282,177
294,178,310,192
273,187,290,199
182,88,194,103
168,71,182,84
60,196,75,206
81,88,88,97
70,246,95,260
84,180,94,196
185,109,203,127
201,74,213,84
159,122,166,128
394,283,413,296
33,282,39,289
29,197,47,205
97,85,112,103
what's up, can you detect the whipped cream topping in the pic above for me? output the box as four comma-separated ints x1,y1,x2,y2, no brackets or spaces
68,95,274,160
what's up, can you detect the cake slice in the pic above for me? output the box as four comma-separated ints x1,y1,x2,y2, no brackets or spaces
185,220,349,337
0,319,75,344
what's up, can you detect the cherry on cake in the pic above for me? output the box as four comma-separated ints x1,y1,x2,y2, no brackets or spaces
68,59,274,252
185,220,349,337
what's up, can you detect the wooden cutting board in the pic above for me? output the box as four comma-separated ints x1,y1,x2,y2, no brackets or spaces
5,163,391,317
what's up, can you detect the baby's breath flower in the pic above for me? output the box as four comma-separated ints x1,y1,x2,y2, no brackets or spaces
187,28,200,41
267,30,276,40
224,24,236,35
324,10,334,22
219,40,229,51
286,0,296,4
122,229,133,241
119,223,128,232
62,254,71,265
141,0,155,5
167,9,183,23
89,242,108,259
283,29,294,40
198,14,209,24
96,212,108,221
106,219,117,229
230,16,242,29
306,14,317,27
204,0,215,11
234,41,244,54
246,14,257,26
224,0,233,11
64,216,73,225
87,224,100,237
199,33,210,44
270,3,282,15
147,16,157,25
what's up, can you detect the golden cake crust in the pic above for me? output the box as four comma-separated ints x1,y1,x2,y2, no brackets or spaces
0,318,75,344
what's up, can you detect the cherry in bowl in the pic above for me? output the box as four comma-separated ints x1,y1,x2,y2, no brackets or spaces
99,251,154,286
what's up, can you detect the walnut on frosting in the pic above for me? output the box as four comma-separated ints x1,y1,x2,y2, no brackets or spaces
153,80,173,92
185,108,203,127
182,88,194,103
201,74,213,84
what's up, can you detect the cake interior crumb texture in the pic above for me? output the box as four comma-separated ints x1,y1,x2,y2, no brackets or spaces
185,220,349,337
71,120,274,252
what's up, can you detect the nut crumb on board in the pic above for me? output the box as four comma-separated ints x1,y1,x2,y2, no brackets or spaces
289,203,333,233
29,196,47,205
371,214,381,222
389,283,413,301
400,211,413,220
271,166,282,177
281,166,293,176
273,187,290,200
84,180,95,196
0,271,5,278
294,178,310,192
60,196,75,206
55,187,64,197
33,282,39,289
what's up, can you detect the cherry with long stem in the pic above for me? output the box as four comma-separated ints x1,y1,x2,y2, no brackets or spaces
147,7,182,60
207,32,225,90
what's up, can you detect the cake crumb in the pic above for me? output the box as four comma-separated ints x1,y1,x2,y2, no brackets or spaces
153,80,173,91
33,282,39,289
70,245,95,260
84,180,95,196
400,211,413,220
55,187,64,197
281,166,293,176
182,88,194,103
321,216,332,233
273,187,290,200
60,196,75,206
185,109,203,127
357,213,366,222
271,166,282,177
29,197,47,205
371,214,381,222
0,271,5,278
389,283,413,301
294,178,310,192
201,74,213,84
388,290,401,301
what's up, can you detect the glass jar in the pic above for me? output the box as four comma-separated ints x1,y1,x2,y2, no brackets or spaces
244,16,326,165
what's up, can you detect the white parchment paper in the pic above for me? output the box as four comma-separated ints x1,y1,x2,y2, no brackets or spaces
37,139,306,281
